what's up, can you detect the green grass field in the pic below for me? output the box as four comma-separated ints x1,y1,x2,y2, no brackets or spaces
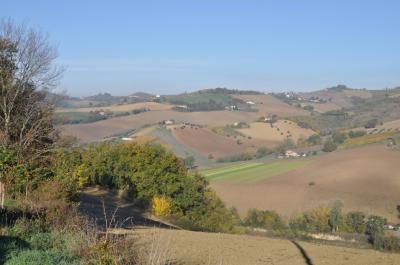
202,160,310,183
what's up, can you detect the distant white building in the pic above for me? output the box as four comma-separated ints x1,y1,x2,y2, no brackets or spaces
164,120,174,125
122,137,133,141
285,150,300,158
176,105,188,108
246,101,256,105
227,105,238,111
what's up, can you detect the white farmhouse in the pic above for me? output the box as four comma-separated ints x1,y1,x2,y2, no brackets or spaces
285,150,300,158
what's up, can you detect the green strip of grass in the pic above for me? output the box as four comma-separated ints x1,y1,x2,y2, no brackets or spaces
203,160,310,183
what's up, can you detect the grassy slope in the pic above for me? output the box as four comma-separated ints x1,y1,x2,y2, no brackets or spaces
203,160,310,183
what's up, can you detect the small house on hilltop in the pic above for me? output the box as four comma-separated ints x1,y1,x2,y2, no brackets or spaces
164,120,174,125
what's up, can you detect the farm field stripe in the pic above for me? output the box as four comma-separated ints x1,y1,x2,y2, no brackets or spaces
206,160,310,183
203,162,262,177
206,164,267,182
239,161,310,183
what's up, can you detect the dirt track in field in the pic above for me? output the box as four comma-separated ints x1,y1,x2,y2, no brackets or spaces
134,228,400,265
211,145,400,221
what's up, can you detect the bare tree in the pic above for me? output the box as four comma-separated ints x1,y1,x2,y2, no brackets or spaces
0,19,63,156
0,19,63,204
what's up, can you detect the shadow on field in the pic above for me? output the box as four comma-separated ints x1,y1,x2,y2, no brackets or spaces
0,236,30,265
290,240,314,265
78,188,177,230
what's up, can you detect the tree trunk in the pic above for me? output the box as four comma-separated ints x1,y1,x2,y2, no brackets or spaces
0,182,5,209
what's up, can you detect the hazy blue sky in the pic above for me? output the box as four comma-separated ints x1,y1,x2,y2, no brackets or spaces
2,0,400,96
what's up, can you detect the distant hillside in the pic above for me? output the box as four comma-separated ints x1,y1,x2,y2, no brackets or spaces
51,91,156,108
195,87,264,95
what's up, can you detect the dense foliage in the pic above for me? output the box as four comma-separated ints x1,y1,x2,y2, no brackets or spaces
322,138,337,152
53,142,236,232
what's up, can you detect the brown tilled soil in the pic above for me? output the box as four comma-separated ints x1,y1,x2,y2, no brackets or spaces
60,94,308,143
212,145,400,221
80,186,400,264
132,228,400,265
170,126,277,158
232,94,309,116
56,102,173,113
60,110,303,143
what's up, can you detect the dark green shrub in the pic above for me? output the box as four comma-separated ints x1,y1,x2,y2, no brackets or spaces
289,206,331,233
54,142,235,233
373,235,400,252
342,211,366,233
28,233,54,250
216,153,254,163
332,131,347,144
5,250,80,265
348,130,367,138
366,215,386,244
306,134,322,145
364,119,378,129
244,209,287,231
322,138,337,152
255,147,271,158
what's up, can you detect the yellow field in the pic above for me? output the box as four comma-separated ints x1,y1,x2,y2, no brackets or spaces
237,120,315,142
341,131,400,149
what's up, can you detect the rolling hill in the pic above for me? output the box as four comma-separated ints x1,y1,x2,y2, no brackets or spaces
210,145,400,222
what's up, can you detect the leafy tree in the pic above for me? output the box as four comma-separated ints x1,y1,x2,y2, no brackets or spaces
322,138,337,152
255,147,271,158
275,138,296,154
329,201,343,232
53,142,236,232
397,205,400,220
364,119,378,129
290,206,331,233
348,130,366,138
0,20,62,159
303,105,314,111
306,134,322,145
366,215,386,244
332,131,347,144
343,211,366,233
0,20,62,198
244,209,287,231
